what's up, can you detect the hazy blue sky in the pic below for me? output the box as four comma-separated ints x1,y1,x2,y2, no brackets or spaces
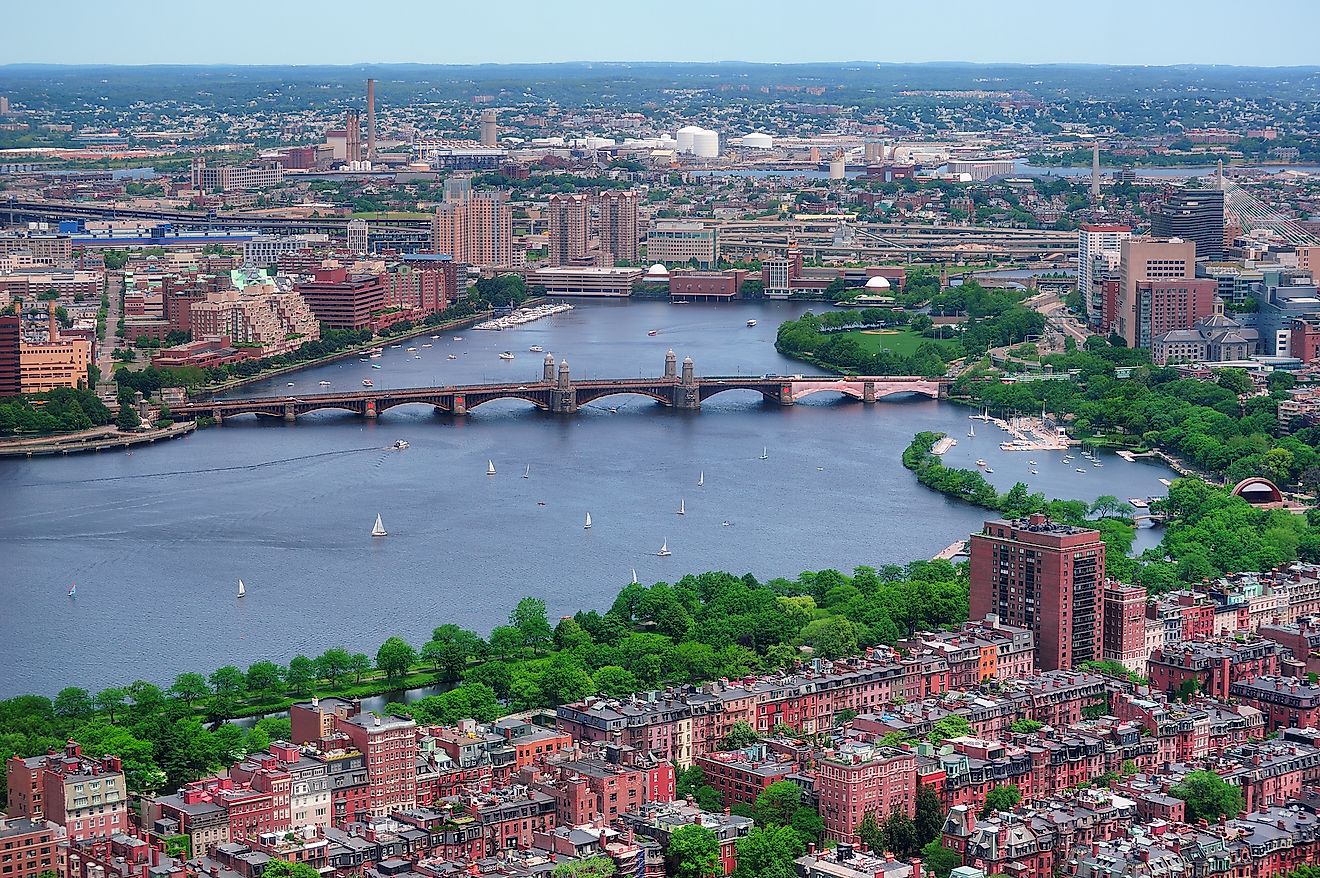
8,0,1319,67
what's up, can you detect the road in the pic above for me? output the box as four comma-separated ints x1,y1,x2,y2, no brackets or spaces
1028,289,1091,347
95,270,123,389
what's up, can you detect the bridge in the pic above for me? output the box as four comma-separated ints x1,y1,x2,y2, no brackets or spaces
176,353,948,423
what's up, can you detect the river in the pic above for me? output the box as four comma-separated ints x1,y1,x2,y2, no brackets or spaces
0,299,1175,697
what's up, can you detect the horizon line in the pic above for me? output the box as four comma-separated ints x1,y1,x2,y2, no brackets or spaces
3,60,1320,71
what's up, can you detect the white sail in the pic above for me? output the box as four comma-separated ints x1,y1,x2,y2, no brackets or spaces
631,568,638,584
523,464,530,479
372,514,387,537
658,539,671,556
968,424,975,437
677,499,685,515
584,512,592,529
697,471,704,487
487,460,496,476
237,579,246,597
760,447,768,460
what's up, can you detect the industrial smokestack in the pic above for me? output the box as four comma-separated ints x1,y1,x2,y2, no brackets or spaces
47,300,57,341
367,79,377,162
1091,142,1100,200
345,109,361,164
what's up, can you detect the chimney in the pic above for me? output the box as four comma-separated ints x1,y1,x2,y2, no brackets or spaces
366,79,377,162
47,300,58,341
910,857,922,878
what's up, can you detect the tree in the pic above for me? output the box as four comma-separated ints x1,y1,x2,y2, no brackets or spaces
733,825,803,878
552,857,616,878
94,687,127,723
54,687,94,721
802,617,858,659
316,648,352,686
510,597,554,654
116,404,141,431
208,666,247,698
856,812,886,854
914,785,945,846
981,784,1022,817
754,780,802,827
929,715,971,745
667,824,722,878
594,665,639,698
884,810,918,858
262,863,321,878
488,625,525,659
1170,771,1245,823
286,656,317,694
1009,718,1043,734
1089,495,1126,519
790,806,825,847
720,720,760,751
348,653,372,683
375,637,417,680
920,842,964,878
169,673,209,706
245,661,285,696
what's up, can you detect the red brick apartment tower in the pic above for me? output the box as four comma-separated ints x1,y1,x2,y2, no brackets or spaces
970,515,1106,671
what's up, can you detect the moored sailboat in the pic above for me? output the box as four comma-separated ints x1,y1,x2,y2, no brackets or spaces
371,514,387,537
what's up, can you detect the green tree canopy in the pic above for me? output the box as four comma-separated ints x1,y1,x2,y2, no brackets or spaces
1170,771,1245,823
667,824,722,878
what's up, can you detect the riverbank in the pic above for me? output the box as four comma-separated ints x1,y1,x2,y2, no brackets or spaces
0,421,195,458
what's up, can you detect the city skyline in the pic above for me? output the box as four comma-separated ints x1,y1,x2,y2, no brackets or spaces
8,0,1320,67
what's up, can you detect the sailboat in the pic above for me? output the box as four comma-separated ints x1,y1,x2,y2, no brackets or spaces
237,579,246,598
631,568,639,584
523,464,530,479
371,514,388,537
697,471,704,487
657,539,672,557
487,460,496,476
759,447,768,461
67,582,76,597
584,512,592,529
968,423,975,438
677,499,686,515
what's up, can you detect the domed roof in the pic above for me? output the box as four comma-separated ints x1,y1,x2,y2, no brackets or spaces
646,263,669,276
865,275,891,289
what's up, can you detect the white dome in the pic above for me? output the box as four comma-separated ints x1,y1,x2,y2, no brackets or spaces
691,129,719,158
865,275,891,290
743,132,773,149
646,263,669,276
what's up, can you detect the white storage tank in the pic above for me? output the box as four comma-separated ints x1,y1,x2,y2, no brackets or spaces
692,128,720,158
676,125,703,154
742,132,773,150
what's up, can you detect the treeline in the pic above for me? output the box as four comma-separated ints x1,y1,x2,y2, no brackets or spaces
0,387,112,436
0,566,967,807
775,311,954,377
958,339,1320,489
903,431,1319,593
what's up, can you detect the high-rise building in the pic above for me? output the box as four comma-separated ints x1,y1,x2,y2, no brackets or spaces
337,712,417,817
969,515,1106,672
598,190,639,265
547,193,589,266
1150,188,1225,260
0,314,19,397
480,109,498,148
294,265,385,329
347,219,368,254
431,191,512,267
1077,224,1130,327
1116,237,1197,347
1103,583,1149,676
646,221,719,268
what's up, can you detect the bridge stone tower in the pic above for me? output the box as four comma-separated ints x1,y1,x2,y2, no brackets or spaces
552,359,577,413
543,353,556,382
675,356,700,410
665,349,677,379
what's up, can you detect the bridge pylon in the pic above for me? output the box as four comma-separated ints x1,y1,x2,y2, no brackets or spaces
863,382,876,403
283,402,297,422
552,360,577,414
675,356,700,410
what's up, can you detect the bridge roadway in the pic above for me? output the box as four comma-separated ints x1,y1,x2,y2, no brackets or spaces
176,355,948,423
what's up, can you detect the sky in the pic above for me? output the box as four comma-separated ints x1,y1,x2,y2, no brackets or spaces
7,0,1320,67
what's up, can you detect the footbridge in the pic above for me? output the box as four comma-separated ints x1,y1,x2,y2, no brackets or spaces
176,353,949,424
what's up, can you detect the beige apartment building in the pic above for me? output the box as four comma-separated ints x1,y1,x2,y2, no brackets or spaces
1117,237,1197,347
431,191,512,267
189,282,319,356
646,221,718,268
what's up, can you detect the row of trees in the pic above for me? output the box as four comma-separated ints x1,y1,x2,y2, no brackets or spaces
0,387,112,436
775,311,956,378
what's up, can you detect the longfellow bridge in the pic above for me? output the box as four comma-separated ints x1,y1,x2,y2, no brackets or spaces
176,352,949,423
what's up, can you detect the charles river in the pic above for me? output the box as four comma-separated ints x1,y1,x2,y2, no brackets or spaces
0,300,1177,697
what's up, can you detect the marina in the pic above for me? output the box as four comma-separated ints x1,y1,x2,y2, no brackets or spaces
474,302,575,331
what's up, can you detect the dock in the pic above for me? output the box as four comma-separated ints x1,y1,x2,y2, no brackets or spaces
932,539,969,561
931,436,957,455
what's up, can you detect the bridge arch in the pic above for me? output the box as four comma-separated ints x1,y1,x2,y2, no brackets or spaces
698,385,778,404
375,399,453,415
464,393,552,412
577,388,674,407
789,385,866,403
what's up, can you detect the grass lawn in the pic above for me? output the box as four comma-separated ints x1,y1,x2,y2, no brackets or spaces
848,327,961,357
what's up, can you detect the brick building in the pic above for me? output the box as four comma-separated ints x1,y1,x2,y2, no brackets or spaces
815,742,918,843
5,742,128,842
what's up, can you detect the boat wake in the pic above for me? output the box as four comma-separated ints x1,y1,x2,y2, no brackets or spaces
22,446,382,486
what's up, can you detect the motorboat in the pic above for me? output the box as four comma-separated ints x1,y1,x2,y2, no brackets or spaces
453,336,463,341
1076,468,1087,473
499,352,515,360
447,354,458,360
1030,469,1039,475
746,319,757,327
529,345,544,353
362,379,374,387
647,330,658,336
287,382,295,387
393,440,409,449
319,381,331,386
406,347,417,352
975,459,987,468
985,467,994,473
422,343,433,348
371,364,381,369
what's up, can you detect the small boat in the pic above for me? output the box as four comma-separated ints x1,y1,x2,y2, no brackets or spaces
370,352,382,358
722,521,732,527
371,514,387,537
537,501,546,506
1030,469,1039,475
447,354,458,360
746,319,757,327
1028,460,1037,465
237,579,246,598
319,381,331,386
584,512,592,529
362,379,374,387
656,540,671,557
406,347,417,352
677,499,686,515
976,459,987,468
68,583,76,597
529,345,544,353
523,464,530,479
487,460,496,476
1076,468,1087,473
390,344,401,349
697,471,704,487
1093,462,1103,467
452,336,463,341
647,330,658,336
371,364,381,369
760,447,769,461
631,568,639,584
393,440,409,450
431,335,440,339
985,467,994,473
968,424,975,437
499,352,515,360
287,382,295,387
413,355,422,360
